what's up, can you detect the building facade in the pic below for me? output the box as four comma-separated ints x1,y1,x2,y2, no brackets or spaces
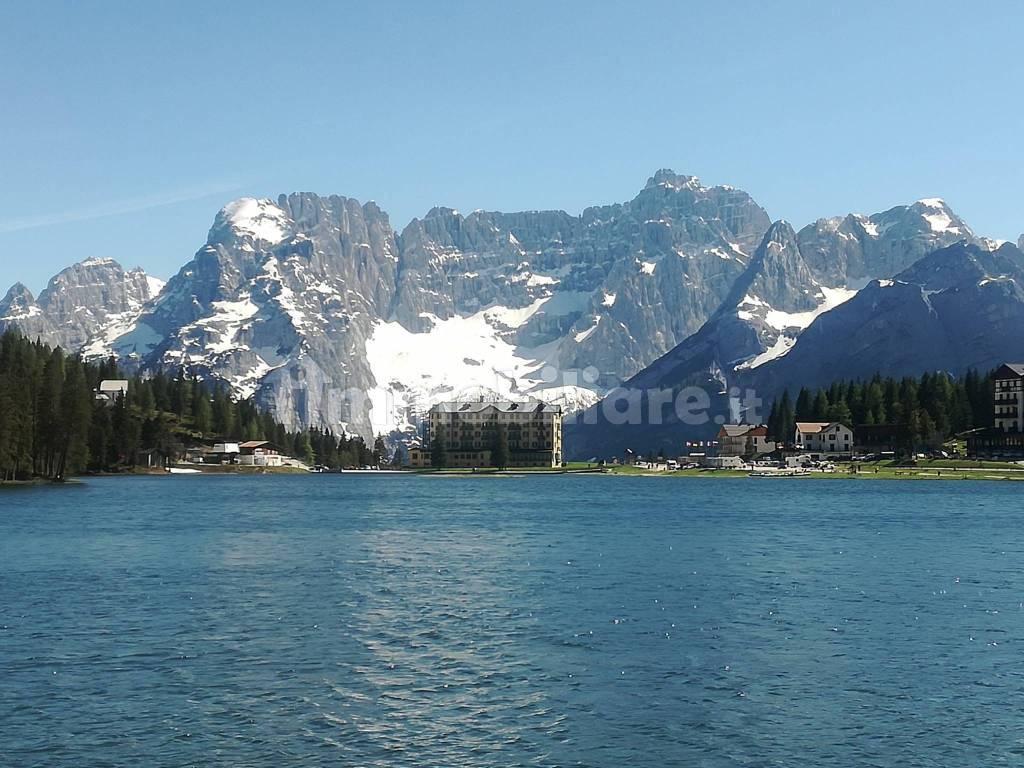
853,423,908,455
426,400,563,468
968,363,1024,459
95,379,129,404
994,363,1024,432
237,441,284,467
716,424,776,457
794,422,853,456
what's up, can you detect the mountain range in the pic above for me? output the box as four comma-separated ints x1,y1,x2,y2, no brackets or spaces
3,171,1020,457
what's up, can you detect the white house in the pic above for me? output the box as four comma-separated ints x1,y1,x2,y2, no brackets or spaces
95,379,129,403
206,443,241,464
794,422,853,455
237,440,284,467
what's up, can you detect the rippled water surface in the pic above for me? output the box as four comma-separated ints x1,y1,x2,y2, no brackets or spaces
3,475,1024,766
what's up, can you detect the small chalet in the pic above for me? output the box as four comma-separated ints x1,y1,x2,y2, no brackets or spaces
407,443,428,469
95,379,129,404
794,422,853,456
206,442,241,464
137,447,169,469
238,440,284,467
716,424,776,457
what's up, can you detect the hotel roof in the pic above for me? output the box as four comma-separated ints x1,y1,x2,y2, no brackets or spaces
431,400,562,414
995,363,1024,377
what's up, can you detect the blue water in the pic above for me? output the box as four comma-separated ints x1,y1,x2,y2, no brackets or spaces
2,475,1023,766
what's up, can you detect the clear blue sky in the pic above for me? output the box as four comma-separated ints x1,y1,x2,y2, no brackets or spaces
2,1,1022,292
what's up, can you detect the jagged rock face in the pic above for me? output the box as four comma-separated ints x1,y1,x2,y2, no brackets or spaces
1,173,774,439
134,195,400,434
0,283,50,339
2,173,1000,449
554,172,770,380
0,258,162,352
563,221,838,459
797,199,974,286
391,170,772,384
392,207,579,332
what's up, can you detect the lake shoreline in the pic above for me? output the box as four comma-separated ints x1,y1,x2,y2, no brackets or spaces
9,461,1024,485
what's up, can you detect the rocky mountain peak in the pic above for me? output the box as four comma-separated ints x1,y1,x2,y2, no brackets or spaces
907,198,971,238
2,281,34,303
645,168,700,190
210,198,291,247
761,219,797,245
0,282,38,319
797,198,977,287
0,258,161,353
728,220,818,314
896,241,1024,294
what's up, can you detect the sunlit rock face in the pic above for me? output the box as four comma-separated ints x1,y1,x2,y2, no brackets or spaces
4,173,990,451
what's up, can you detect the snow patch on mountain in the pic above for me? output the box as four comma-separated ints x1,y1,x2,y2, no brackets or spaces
915,198,964,236
761,286,857,330
221,198,290,244
146,275,166,298
574,316,601,343
735,286,857,370
736,334,796,370
195,296,260,354
82,318,163,361
365,298,602,435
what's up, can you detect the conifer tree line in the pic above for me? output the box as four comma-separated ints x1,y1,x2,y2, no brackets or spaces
765,369,996,448
0,330,385,481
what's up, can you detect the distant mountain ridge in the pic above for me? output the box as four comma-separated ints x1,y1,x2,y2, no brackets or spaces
0,258,164,353
1,172,1009,450
564,240,1024,459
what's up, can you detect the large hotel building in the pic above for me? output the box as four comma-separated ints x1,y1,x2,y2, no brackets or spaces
968,363,1024,458
411,400,563,468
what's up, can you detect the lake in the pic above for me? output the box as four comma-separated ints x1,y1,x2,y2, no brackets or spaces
2,475,1023,766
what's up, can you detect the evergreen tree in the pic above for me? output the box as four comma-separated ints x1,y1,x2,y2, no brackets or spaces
431,429,448,469
193,390,213,435
760,367,999,458
491,424,510,469
0,375,13,481
37,349,65,476
0,330,311,482
88,401,113,472
295,431,315,465
56,360,92,479
373,435,388,466
212,385,236,437
766,399,779,441
826,400,853,427
777,390,794,445
794,387,812,422
136,382,156,415
811,390,830,421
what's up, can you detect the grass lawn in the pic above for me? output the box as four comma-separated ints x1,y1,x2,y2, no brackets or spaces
602,459,1024,482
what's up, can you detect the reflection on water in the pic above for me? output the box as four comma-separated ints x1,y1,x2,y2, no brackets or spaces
2,475,1022,765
